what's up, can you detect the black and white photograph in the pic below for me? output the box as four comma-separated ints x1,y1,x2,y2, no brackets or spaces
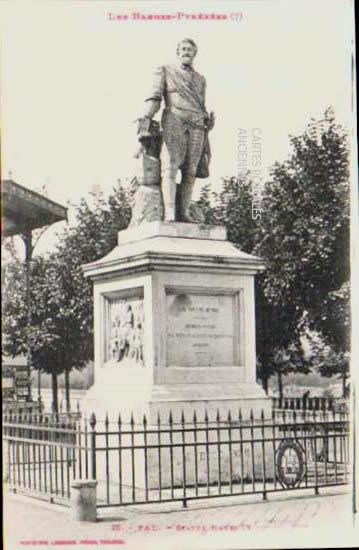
1,1,358,548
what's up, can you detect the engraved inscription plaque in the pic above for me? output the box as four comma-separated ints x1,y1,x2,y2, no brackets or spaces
166,291,239,367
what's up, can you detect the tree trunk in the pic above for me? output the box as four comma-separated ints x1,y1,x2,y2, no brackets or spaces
51,372,58,413
65,364,70,413
342,373,347,398
277,371,283,400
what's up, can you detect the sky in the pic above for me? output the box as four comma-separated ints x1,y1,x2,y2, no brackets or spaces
0,0,355,255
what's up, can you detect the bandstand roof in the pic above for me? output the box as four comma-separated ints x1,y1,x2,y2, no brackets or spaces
1,179,67,237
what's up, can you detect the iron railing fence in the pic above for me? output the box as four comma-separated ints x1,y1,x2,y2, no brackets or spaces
4,400,82,419
90,409,350,509
3,412,84,505
272,396,348,412
3,408,351,509
2,401,41,416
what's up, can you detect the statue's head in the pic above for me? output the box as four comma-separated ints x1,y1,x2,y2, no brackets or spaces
176,38,197,65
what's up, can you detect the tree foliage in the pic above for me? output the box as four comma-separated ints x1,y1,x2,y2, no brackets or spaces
197,109,350,395
255,109,350,393
257,108,349,328
306,281,350,395
197,177,258,253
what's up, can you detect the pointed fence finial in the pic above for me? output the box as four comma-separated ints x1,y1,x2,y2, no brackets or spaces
89,413,96,429
216,409,220,423
204,409,209,423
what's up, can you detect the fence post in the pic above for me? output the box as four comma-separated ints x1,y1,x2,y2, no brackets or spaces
71,480,97,521
181,410,187,508
261,409,267,501
313,410,319,495
89,413,97,481
4,413,10,484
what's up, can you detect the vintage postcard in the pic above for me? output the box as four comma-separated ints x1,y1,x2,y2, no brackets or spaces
1,0,358,549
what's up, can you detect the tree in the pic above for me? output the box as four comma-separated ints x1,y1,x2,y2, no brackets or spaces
255,108,350,394
196,109,350,396
198,177,259,252
3,182,132,412
3,256,69,412
258,109,349,314
2,219,58,404
306,281,350,396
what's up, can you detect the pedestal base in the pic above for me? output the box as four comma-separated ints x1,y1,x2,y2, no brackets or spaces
81,222,270,490
82,380,272,492
82,379,271,424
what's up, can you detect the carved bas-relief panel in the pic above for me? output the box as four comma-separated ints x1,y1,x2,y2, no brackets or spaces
104,293,145,367
166,287,242,367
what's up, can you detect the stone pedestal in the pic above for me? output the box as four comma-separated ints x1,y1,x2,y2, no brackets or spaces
82,221,270,425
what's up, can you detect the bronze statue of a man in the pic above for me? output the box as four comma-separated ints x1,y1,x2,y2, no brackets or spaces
137,38,214,222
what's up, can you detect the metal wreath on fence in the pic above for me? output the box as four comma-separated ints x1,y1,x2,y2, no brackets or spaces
276,439,306,489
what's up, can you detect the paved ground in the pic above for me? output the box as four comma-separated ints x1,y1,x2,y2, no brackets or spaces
3,487,358,550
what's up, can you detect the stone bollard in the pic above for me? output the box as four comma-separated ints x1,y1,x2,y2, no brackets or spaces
70,480,97,522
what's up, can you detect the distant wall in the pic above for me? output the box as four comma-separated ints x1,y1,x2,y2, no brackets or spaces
30,361,94,390
40,388,86,413
268,371,342,397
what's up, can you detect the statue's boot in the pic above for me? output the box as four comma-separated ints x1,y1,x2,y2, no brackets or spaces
177,174,196,222
162,168,177,222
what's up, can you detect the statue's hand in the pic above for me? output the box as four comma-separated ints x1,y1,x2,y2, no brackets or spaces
208,111,215,131
136,117,151,139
